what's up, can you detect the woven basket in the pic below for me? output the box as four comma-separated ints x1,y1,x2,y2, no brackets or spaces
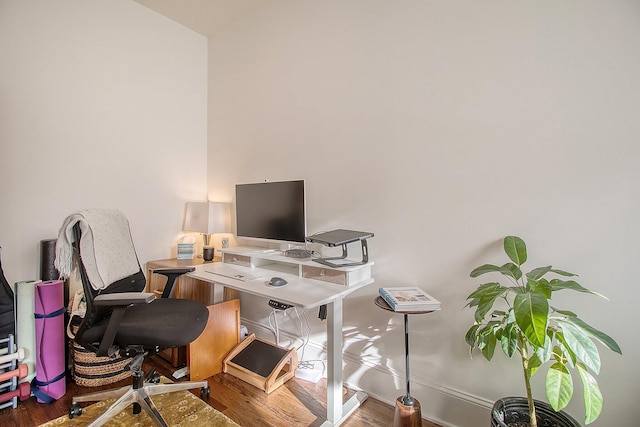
69,322,132,387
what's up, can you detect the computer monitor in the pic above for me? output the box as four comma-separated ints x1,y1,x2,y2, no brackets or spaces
235,180,307,245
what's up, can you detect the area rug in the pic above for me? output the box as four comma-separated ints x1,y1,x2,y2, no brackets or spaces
39,389,240,427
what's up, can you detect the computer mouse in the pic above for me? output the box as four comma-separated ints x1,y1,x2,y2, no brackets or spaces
269,277,288,287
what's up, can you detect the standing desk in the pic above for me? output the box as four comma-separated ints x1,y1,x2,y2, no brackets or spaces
187,254,374,427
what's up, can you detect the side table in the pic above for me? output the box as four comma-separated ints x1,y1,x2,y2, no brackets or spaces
375,296,435,427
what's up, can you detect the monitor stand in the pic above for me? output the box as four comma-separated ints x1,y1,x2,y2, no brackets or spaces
306,229,373,268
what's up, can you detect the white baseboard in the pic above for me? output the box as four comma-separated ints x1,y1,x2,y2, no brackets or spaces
240,318,492,427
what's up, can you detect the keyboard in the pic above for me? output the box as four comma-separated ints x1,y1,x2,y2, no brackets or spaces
205,265,266,282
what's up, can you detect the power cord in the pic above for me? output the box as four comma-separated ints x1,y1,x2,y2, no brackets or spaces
266,305,325,376
294,309,326,376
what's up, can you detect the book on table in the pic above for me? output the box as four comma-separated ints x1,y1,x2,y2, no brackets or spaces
378,287,441,312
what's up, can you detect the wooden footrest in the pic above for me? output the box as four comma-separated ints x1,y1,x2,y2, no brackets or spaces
223,334,297,394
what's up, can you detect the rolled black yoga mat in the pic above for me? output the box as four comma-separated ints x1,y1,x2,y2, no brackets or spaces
40,239,58,281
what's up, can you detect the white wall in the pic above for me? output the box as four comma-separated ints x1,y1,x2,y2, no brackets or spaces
0,0,208,282
207,1,640,426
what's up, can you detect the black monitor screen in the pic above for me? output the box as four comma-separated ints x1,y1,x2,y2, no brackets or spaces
235,180,306,244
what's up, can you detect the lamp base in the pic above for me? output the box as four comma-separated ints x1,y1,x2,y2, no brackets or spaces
203,246,214,262
393,396,422,427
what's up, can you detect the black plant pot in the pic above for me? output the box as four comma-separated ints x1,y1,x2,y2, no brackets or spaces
491,397,582,427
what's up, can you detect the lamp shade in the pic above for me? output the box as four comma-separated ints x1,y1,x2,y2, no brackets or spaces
183,202,208,233
183,202,231,234
207,202,231,234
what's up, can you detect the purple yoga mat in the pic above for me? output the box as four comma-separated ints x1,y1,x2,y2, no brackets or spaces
33,280,66,403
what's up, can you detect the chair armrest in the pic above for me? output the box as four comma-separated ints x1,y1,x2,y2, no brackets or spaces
150,267,195,275
94,292,156,306
93,292,156,357
150,267,195,298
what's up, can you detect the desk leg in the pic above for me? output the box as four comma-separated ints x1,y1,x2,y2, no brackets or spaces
321,297,368,427
326,298,342,424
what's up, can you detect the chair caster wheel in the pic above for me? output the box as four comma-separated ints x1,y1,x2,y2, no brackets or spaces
69,403,82,419
200,386,210,399
145,368,161,384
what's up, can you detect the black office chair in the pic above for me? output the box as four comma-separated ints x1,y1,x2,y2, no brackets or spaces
65,216,210,427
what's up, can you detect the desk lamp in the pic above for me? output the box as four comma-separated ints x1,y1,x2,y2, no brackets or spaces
183,202,231,261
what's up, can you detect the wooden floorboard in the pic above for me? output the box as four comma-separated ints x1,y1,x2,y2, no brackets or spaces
0,354,441,426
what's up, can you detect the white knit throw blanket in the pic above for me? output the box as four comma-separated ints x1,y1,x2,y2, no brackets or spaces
54,209,140,290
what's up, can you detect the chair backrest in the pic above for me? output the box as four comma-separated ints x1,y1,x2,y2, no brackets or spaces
72,223,146,353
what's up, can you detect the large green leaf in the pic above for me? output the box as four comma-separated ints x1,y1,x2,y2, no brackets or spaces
466,297,480,308
550,268,577,277
470,264,501,278
554,309,578,318
504,236,527,266
553,330,577,368
467,283,508,323
514,291,548,347
546,362,573,411
481,336,496,360
499,263,522,280
559,321,601,374
548,279,604,297
465,324,480,347
466,282,505,300
529,278,552,298
577,363,603,424
527,266,552,281
478,328,497,360
500,322,517,357
564,317,622,355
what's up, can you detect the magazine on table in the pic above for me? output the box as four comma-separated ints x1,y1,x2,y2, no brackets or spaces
378,287,441,312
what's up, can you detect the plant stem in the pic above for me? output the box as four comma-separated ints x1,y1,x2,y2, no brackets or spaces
521,347,537,427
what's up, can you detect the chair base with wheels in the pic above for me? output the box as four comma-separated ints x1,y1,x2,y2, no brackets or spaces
69,350,210,427
64,283,211,427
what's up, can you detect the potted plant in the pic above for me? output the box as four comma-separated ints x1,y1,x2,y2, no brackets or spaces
464,236,622,427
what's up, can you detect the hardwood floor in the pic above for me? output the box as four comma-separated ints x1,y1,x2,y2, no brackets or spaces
0,354,441,426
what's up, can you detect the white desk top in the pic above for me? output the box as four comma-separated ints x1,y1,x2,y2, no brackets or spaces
188,263,373,309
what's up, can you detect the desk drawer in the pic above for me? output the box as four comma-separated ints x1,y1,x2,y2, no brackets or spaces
302,266,347,286
223,253,252,268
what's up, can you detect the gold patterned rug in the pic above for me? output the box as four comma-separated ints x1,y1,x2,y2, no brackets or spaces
39,389,240,427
